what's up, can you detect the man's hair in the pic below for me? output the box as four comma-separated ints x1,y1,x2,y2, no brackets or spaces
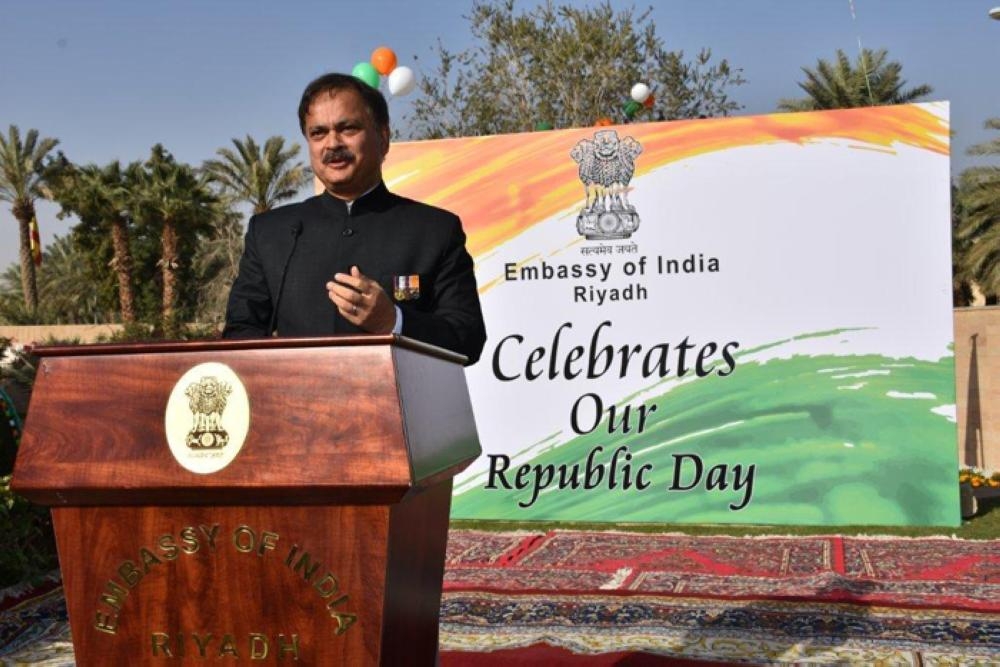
298,73,390,134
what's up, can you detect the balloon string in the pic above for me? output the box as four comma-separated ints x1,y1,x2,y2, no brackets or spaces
848,0,875,106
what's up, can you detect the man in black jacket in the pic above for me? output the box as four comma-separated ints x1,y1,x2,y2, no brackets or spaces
223,73,487,364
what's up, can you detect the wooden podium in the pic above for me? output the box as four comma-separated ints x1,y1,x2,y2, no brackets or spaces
12,335,481,665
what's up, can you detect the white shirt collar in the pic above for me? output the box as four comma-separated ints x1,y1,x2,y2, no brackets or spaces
344,182,380,213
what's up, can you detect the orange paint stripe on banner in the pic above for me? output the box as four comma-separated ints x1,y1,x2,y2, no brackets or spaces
384,105,947,257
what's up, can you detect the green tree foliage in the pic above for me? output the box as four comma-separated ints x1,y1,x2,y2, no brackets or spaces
952,184,975,307
407,0,746,139
0,266,36,325
49,160,139,322
957,118,1000,303
191,210,245,324
203,135,311,215
0,477,57,587
778,48,932,111
0,236,112,324
0,339,58,587
0,126,59,313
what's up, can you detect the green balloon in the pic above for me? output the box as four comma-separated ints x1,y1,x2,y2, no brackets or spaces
624,100,642,119
352,62,380,89
534,121,554,131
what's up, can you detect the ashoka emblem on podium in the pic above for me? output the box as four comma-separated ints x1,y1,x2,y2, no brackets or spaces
165,362,250,474
185,376,232,450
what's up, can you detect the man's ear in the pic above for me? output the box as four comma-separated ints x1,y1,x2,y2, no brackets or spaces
380,126,391,157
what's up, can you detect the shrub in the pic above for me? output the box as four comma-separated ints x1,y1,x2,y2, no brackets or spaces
0,338,59,587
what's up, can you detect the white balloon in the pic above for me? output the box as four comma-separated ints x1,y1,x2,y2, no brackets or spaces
630,83,651,103
388,66,416,96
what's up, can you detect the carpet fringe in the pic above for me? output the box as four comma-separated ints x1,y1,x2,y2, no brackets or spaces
540,528,996,543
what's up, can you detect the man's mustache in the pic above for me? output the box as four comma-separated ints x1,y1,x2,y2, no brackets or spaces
322,147,355,164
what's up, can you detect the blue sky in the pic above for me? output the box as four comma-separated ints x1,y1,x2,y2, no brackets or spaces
2,0,999,270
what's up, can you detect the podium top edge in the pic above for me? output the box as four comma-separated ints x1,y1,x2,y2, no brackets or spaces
30,334,468,364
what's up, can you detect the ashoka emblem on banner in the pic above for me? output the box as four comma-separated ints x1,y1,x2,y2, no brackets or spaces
571,129,643,240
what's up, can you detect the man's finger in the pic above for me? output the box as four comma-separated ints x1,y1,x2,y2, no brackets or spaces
332,271,364,291
326,281,361,300
328,290,362,318
326,281,363,306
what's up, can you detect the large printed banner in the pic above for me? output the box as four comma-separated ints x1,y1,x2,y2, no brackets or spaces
384,103,958,526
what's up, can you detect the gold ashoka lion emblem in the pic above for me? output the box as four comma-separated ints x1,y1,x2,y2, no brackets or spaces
184,376,232,450
166,362,250,474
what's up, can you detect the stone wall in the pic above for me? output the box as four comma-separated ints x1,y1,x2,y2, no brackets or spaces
0,324,125,345
955,306,1000,471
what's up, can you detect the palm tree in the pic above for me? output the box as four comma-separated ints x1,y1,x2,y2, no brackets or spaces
203,135,310,214
957,118,1000,303
199,136,309,327
133,145,218,337
50,161,139,322
0,126,59,313
778,49,933,111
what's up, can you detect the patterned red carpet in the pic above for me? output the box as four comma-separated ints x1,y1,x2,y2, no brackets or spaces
2,530,998,664
439,530,1000,665
0,572,71,665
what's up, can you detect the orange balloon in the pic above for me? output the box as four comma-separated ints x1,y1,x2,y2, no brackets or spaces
643,91,655,109
370,47,398,76
594,117,613,126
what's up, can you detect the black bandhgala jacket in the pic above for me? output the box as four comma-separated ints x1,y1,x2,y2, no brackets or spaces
223,182,487,365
